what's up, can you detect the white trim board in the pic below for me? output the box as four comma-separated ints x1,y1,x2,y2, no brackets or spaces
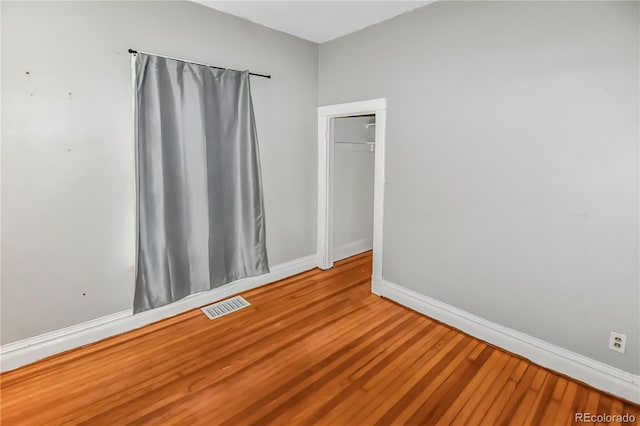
0,254,320,372
380,280,640,404
318,98,386,117
333,239,373,263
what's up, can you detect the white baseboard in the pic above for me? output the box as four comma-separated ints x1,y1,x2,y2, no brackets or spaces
380,280,640,404
333,238,372,262
0,254,320,373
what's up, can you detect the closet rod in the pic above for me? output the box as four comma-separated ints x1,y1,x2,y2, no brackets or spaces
128,49,271,79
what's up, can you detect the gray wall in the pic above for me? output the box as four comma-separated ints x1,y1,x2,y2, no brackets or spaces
333,116,375,258
319,1,640,373
1,1,318,344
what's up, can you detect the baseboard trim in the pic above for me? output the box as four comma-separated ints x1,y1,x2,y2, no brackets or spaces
380,280,640,404
0,254,320,373
333,238,372,262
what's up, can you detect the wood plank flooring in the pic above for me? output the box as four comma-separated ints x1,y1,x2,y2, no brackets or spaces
1,252,638,425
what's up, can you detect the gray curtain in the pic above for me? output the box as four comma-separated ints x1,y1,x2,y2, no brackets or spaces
133,53,269,313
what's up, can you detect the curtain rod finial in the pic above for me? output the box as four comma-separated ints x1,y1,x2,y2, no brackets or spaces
128,49,137,54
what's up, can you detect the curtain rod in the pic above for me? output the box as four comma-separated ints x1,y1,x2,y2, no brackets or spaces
128,49,271,79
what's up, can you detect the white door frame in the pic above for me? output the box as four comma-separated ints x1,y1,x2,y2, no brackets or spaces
317,98,387,295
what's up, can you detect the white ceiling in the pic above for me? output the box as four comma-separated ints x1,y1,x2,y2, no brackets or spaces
195,1,433,44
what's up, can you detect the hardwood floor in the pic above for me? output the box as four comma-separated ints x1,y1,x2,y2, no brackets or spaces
1,252,638,425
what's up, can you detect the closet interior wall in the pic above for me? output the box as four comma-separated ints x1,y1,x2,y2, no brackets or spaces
332,115,375,261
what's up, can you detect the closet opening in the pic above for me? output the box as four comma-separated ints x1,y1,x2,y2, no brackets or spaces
332,114,375,261
317,99,387,295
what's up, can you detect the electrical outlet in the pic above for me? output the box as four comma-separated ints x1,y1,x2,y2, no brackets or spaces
609,331,627,354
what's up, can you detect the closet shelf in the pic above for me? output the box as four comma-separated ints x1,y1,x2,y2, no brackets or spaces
334,141,375,145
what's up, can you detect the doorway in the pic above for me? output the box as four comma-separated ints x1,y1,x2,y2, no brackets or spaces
317,99,387,295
